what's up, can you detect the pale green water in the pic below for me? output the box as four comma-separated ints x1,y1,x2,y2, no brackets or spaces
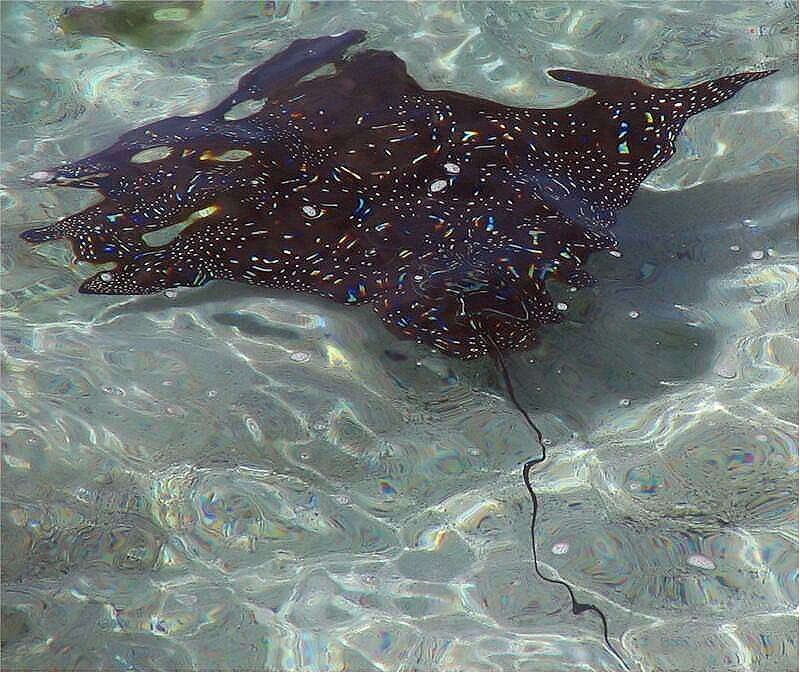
1,1,797,670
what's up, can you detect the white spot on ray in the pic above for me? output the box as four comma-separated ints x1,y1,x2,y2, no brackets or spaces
224,98,266,121
130,146,173,164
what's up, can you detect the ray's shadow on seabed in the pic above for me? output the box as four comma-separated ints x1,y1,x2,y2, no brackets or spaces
112,165,797,437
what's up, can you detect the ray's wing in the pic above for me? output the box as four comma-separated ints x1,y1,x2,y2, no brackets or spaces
513,68,777,234
20,31,367,194
73,187,398,298
21,34,464,297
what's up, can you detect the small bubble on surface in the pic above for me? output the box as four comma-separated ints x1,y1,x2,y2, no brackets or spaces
429,179,448,192
609,250,622,257
639,262,656,278
207,390,217,398
556,302,568,311
619,398,631,407
164,289,177,298
100,272,113,282
153,7,191,21
444,162,461,174
628,310,639,318
687,554,716,570
4,455,31,469
552,542,570,555
730,245,741,252
750,250,764,260
290,351,311,363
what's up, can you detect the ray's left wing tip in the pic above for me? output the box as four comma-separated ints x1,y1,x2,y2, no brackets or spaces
26,169,57,184
78,274,130,295
19,226,60,243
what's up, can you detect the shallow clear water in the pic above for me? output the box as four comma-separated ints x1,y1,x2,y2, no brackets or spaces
1,1,797,670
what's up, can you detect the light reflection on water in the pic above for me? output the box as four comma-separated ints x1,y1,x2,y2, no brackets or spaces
2,1,797,670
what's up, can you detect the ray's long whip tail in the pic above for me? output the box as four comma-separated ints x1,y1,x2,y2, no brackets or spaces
486,334,628,670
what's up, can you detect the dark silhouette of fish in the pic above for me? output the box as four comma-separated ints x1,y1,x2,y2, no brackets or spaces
20,30,774,360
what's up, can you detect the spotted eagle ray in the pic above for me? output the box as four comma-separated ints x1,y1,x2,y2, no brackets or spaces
20,30,774,667
20,30,774,359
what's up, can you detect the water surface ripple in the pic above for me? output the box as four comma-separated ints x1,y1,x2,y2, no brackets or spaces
2,1,797,670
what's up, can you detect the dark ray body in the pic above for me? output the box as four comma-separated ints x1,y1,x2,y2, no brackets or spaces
21,30,774,358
